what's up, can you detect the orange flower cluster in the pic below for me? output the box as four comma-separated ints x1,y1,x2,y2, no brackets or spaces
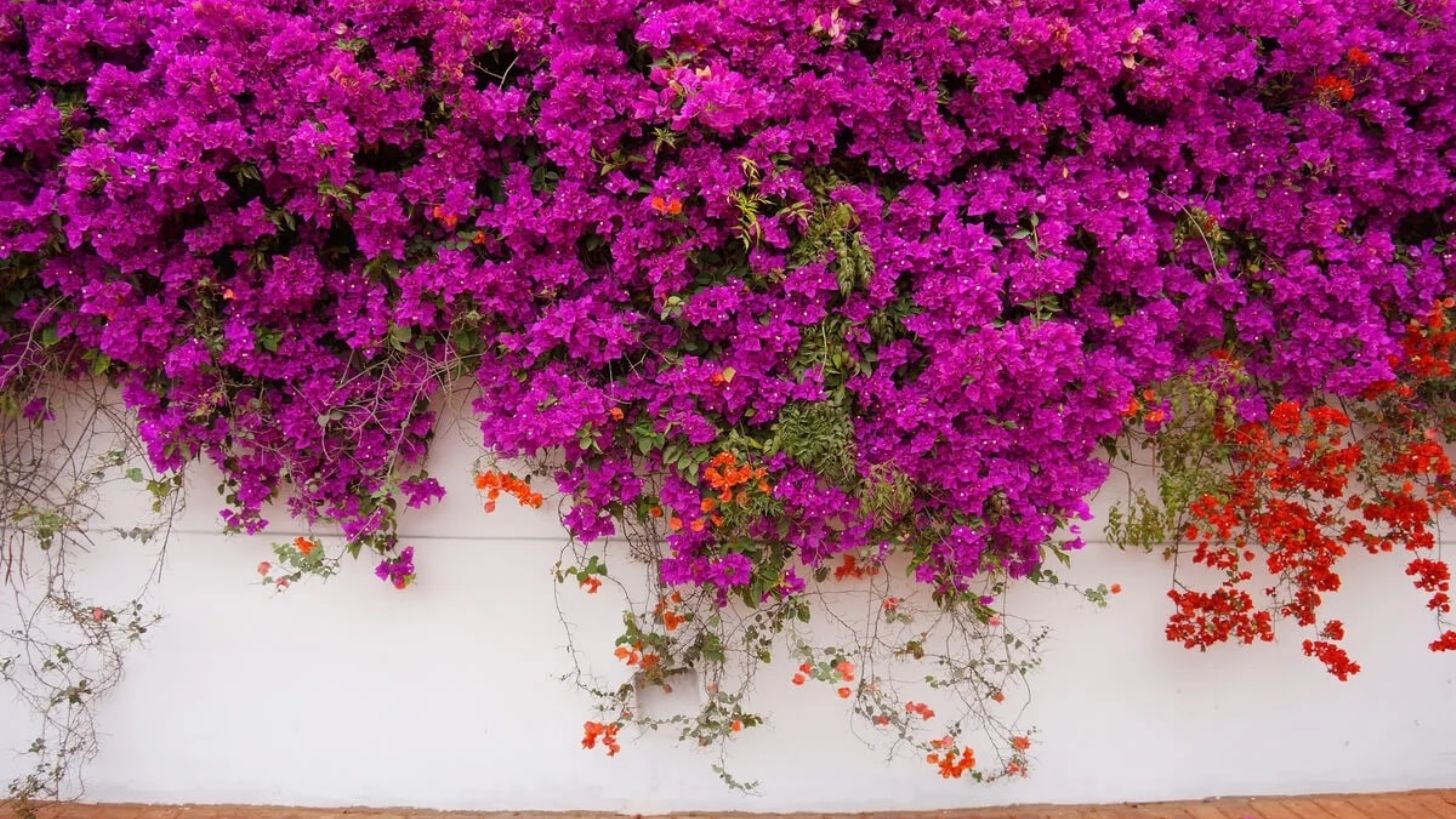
614,642,660,671
293,536,317,556
925,736,975,779
474,470,544,511
704,451,771,504
1121,388,1165,425
429,204,459,229
654,591,685,631
791,659,857,697
649,195,683,215
581,721,620,756
667,451,776,533
905,701,934,720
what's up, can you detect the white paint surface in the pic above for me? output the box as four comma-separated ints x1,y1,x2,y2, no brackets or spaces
3,428,1455,813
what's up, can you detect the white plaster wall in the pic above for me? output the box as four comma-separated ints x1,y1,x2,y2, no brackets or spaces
2,423,1455,813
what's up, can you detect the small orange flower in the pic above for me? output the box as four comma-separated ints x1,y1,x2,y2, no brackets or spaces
649,505,663,518
580,576,602,594
650,195,683,215
730,719,743,732
991,690,1006,703
836,686,852,699
668,516,683,531
293,536,316,556
609,406,624,421
700,498,716,513
791,673,806,686
1011,735,1031,751
1110,583,1122,594
276,577,290,589
662,610,685,631
256,561,271,576
690,518,706,532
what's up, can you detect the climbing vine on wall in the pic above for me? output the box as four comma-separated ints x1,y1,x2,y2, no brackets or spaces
1,0,1454,806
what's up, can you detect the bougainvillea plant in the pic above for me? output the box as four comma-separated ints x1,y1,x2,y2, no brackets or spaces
1,0,1453,805
1111,300,1456,679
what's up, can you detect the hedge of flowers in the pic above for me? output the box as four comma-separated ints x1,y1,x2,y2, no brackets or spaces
2,0,1454,789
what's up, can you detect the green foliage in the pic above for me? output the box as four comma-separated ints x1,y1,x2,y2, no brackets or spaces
769,401,856,484
1105,372,1242,551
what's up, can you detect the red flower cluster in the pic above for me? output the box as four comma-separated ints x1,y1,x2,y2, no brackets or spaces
1313,74,1356,103
905,701,934,720
1167,306,1456,676
925,736,975,779
1168,401,1359,669
833,553,882,581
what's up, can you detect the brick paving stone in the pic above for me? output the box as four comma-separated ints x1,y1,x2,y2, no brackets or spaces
13,791,1456,819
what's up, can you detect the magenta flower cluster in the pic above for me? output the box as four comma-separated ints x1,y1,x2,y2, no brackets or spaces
1,0,1452,596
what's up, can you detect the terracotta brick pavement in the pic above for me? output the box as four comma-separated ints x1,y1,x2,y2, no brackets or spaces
15,789,1456,819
